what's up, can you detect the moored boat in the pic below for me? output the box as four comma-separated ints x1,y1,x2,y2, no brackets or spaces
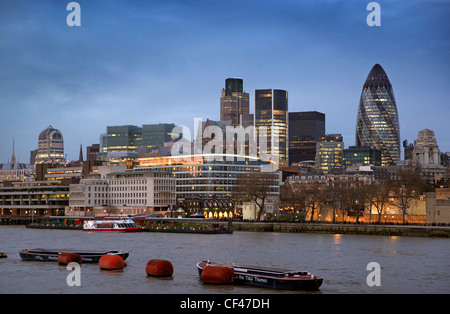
83,216,141,232
19,248,129,263
197,260,323,291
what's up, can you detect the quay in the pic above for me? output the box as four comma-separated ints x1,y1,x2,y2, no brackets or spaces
233,222,450,238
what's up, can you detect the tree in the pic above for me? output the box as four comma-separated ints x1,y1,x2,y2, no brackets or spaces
390,163,425,224
365,174,392,224
292,183,324,222
235,172,277,221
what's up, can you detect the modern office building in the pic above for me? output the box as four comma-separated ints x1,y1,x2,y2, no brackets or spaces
254,89,289,167
142,123,175,150
105,125,142,154
35,125,65,164
220,78,250,126
356,64,400,166
137,154,280,218
315,134,344,174
288,111,325,165
343,145,381,169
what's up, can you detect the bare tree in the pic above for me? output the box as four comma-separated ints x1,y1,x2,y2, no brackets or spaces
365,176,392,224
291,183,324,222
235,172,277,221
390,163,425,224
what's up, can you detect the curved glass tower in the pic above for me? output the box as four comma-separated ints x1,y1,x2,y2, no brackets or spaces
356,64,400,166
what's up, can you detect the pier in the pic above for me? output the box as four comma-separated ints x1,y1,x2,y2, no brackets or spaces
233,222,450,237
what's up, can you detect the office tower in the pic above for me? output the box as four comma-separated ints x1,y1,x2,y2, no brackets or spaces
356,64,400,166
35,125,65,164
254,89,288,167
142,123,176,149
220,78,250,126
105,125,142,153
343,145,381,168
288,111,325,164
315,134,343,174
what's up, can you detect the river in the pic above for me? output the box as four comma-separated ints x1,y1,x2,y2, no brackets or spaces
0,226,448,294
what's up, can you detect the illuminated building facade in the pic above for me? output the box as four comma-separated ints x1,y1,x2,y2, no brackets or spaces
35,125,65,164
136,154,280,219
220,78,250,126
254,89,288,167
105,125,142,154
315,134,343,174
356,64,400,166
343,145,381,169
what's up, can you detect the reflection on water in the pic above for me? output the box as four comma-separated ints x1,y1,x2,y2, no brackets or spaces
0,226,448,294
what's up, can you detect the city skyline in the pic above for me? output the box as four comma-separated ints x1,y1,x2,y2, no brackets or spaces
0,0,449,163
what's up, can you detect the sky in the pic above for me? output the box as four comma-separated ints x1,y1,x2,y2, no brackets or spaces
0,0,449,163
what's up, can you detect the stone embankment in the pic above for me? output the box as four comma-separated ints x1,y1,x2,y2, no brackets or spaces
233,222,450,237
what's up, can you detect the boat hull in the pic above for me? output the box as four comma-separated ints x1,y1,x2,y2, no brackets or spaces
19,249,129,263
82,227,141,232
197,261,323,291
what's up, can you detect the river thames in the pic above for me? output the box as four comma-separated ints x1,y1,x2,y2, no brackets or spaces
0,225,448,294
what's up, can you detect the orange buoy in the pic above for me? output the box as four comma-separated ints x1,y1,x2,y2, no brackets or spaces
58,252,81,265
145,259,174,277
200,266,234,284
99,254,125,270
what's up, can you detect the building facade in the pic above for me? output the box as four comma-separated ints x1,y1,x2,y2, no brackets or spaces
288,111,325,165
356,64,400,166
35,125,65,164
411,129,446,182
343,145,381,169
315,134,343,174
254,89,289,167
105,125,142,154
142,123,176,150
67,167,176,217
220,78,250,126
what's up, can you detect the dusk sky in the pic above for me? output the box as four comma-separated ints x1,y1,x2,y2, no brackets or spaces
0,0,449,163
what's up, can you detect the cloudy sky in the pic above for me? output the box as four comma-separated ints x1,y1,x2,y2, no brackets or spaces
0,0,449,163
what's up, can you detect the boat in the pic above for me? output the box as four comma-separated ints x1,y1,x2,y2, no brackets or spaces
19,248,129,263
197,260,323,291
83,216,141,232
134,217,232,234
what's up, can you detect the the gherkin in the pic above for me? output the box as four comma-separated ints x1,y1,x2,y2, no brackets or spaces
356,64,400,166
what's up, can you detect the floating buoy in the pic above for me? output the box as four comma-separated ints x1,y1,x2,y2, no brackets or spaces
58,252,81,265
200,266,234,284
145,259,174,277
99,254,125,270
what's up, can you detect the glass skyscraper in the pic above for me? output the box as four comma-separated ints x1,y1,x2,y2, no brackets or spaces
254,89,288,167
356,64,400,166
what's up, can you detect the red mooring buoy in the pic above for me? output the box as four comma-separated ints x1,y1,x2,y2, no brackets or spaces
58,252,81,265
200,266,235,284
99,254,125,270
145,259,174,277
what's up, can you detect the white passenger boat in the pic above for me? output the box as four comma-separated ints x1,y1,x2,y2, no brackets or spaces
83,216,141,232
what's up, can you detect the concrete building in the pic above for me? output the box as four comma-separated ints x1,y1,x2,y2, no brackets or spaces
426,188,450,225
66,166,175,217
35,125,65,164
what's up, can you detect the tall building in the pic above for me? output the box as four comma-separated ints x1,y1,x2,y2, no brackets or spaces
254,89,289,167
288,111,325,165
142,123,175,150
105,125,142,154
315,134,343,174
220,78,250,126
356,64,400,166
35,125,65,164
411,129,446,182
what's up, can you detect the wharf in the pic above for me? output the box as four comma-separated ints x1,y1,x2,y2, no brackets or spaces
233,222,450,237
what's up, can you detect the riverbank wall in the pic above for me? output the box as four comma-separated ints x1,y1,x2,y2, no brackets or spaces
233,222,450,238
